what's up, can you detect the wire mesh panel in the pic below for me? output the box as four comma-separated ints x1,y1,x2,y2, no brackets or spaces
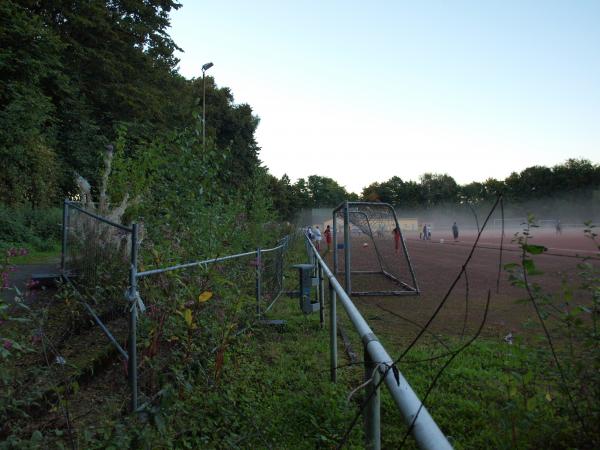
64,202,133,317
260,235,294,313
333,202,419,297
61,200,135,375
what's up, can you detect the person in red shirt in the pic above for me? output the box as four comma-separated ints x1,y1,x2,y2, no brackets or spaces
392,225,401,254
324,225,332,252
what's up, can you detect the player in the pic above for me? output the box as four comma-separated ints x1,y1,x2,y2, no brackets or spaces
392,225,401,254
452,222,459,241
314,226,322,251
324,225,332,252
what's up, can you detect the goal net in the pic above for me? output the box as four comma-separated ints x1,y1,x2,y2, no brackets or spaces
333,202,419,296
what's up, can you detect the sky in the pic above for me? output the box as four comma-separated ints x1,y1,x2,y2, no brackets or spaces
168,1,600,194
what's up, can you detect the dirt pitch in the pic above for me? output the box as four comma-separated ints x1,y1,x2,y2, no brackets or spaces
327,228,599,344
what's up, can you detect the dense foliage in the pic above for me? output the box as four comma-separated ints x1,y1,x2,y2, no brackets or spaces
0,0,262,211
361,159,600,208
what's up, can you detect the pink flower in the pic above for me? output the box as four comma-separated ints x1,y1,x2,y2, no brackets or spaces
2,339,13,350
19,248,28,256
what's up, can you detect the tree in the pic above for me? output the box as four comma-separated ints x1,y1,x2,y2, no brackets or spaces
419,173,459,206
306,175,352,207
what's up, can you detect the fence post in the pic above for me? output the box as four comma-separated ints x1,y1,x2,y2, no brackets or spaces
318,263,325,328
364,346,381,450
343,201,351,293
329,282,337,382
333,211,338,274
256,247,262,317
61,200,68,276
128,223,139,412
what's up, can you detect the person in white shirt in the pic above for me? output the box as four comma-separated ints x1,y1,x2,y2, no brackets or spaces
314,226,322,251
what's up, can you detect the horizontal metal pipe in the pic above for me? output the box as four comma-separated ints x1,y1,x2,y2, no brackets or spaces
260,244,285,254
368,341,452,450
305,235,452,450
136,244,286,278
65,201,133,232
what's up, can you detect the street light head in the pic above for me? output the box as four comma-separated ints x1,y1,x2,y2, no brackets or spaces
202,62,214,71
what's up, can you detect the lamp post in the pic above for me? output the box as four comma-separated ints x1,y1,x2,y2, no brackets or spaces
202,62,214,149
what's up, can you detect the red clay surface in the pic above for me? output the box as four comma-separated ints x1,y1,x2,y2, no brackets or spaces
326,228,599,342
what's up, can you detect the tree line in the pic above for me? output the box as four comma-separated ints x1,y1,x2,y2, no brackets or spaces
267,159,600,219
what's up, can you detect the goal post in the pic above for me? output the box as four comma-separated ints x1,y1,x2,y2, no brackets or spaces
332,201,419,297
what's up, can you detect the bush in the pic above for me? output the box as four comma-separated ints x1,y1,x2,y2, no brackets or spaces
0,205,61,251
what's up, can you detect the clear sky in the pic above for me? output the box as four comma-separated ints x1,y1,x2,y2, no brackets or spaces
168,1,599,194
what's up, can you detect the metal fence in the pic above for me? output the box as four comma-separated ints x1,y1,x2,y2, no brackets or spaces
61,200,295,412
304,233,452,450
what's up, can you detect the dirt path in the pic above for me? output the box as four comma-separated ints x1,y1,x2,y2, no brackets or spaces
1,260,60,303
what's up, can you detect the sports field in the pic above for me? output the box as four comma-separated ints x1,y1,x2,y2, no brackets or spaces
328,227,598,342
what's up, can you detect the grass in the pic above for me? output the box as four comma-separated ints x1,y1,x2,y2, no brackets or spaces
0,242,61,265
2,241,595,449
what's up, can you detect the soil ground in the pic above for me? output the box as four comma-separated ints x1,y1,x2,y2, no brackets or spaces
326,227,599,343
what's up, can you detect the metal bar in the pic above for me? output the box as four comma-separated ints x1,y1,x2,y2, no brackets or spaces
333,211,338,274
389,206,420,293
344,201,351,293
63,274,129,360
136,250,258,278
64,201,134,232
80,300,129,360
319,263,325,328
263,289,284,314
352,291,418,297
61,200,68,274
349,270,384,274
364,347,381,450
256,247,262,317
329,281,337,382
258,243,286,254
129,223,139,412
305,236,452,450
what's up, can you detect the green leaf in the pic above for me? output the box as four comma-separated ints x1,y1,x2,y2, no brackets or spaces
523,244,547,255
523,259,543,275
523,259,535,273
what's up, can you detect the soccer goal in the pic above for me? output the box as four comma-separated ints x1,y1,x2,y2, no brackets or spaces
332,201,419,296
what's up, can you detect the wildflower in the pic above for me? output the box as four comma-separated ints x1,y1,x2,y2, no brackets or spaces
19,248,28,256
2,339,13,350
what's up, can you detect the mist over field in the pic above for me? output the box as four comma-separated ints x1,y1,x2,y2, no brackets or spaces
395,188,600,232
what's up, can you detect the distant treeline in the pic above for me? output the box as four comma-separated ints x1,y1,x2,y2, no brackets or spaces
268,159,600,220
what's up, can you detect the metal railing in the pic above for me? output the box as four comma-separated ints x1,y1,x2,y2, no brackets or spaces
304,233,452,450
61,200,294,412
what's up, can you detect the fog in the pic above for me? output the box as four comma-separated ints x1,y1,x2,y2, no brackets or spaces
396,189,600,233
